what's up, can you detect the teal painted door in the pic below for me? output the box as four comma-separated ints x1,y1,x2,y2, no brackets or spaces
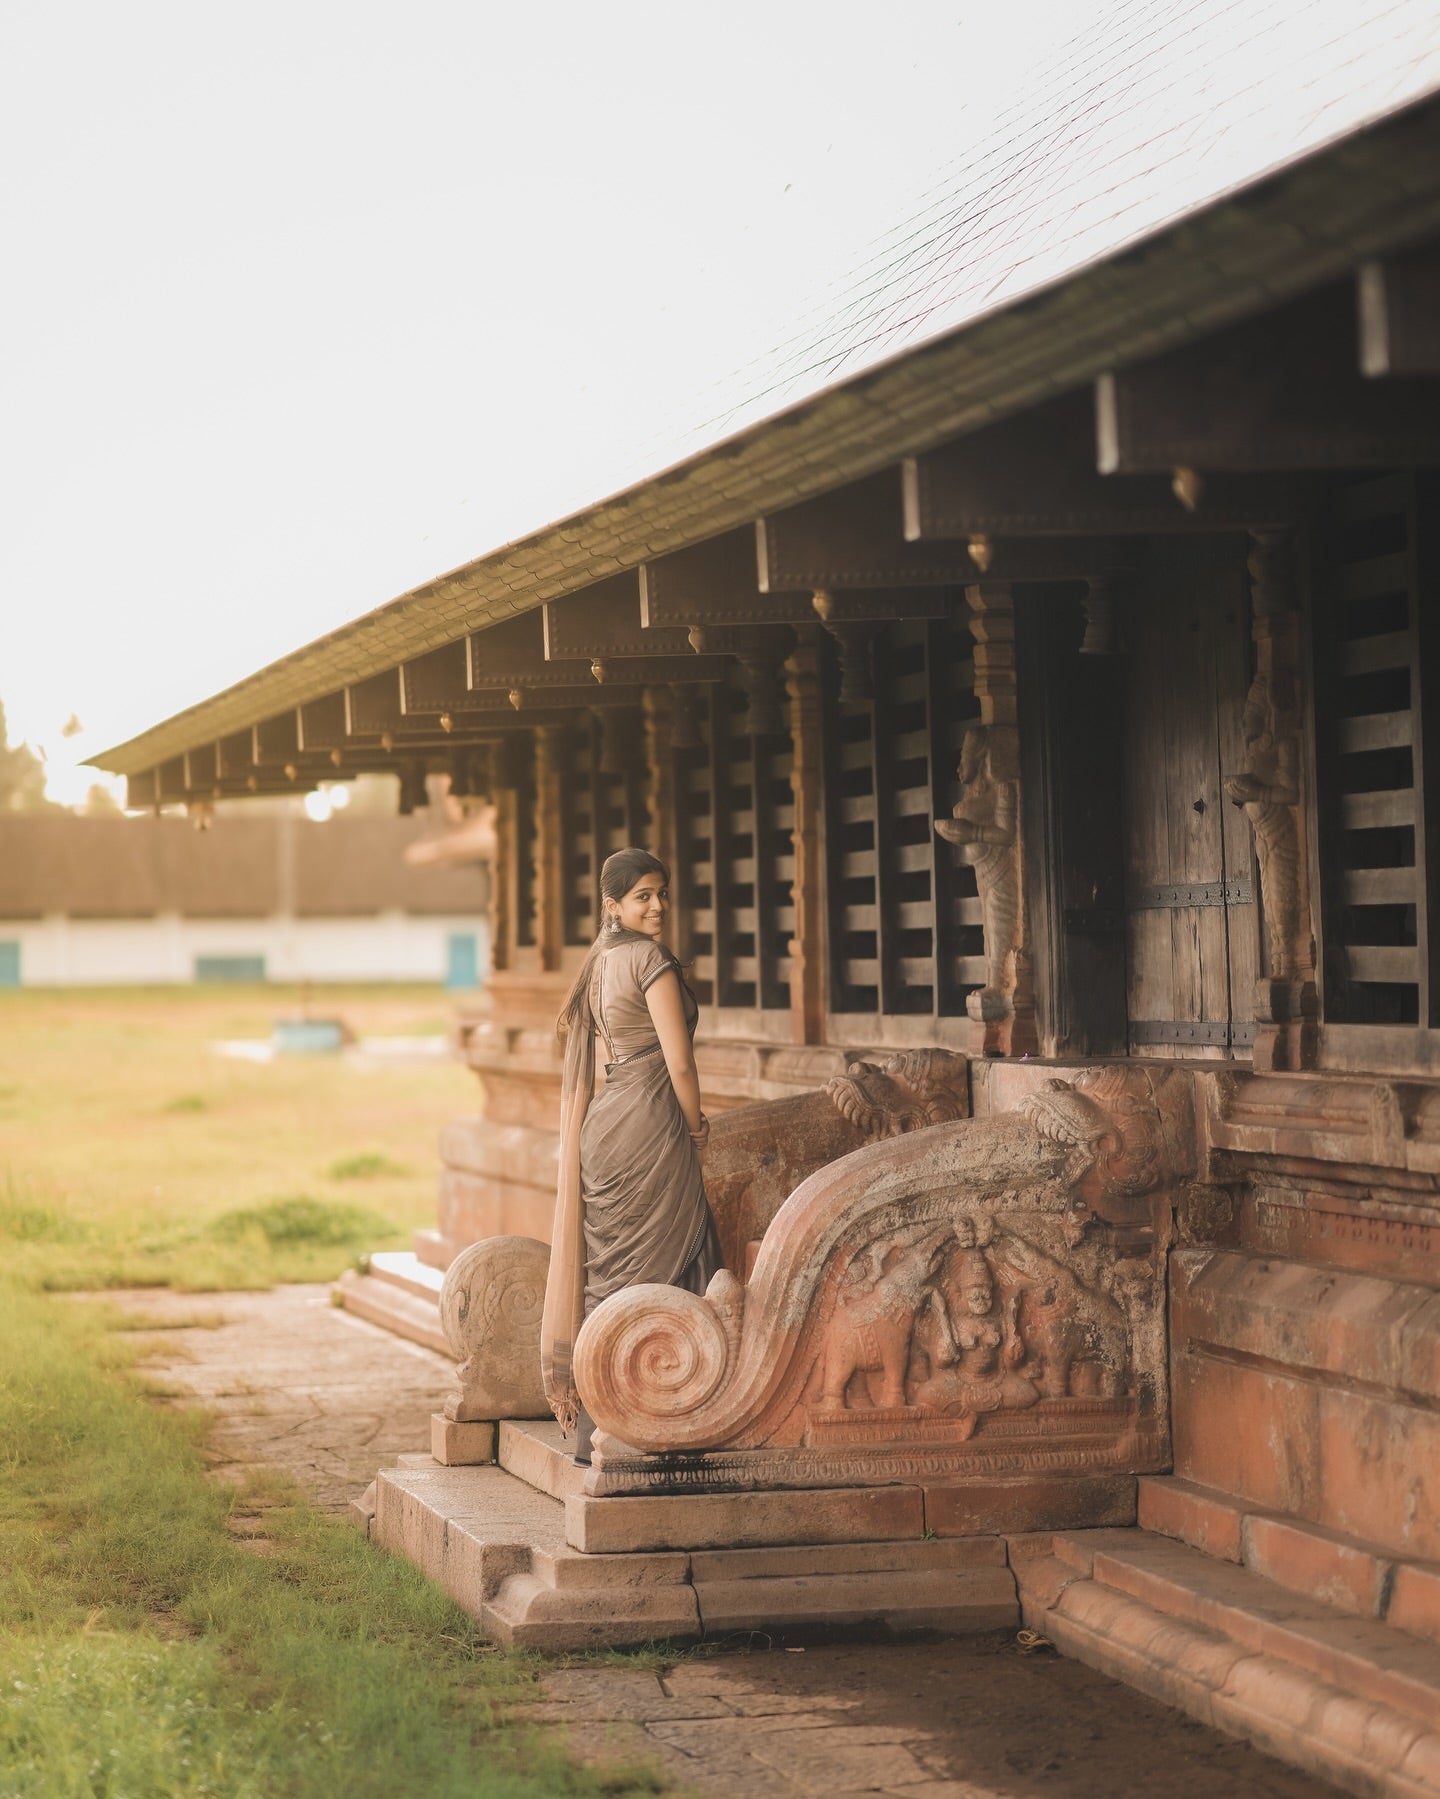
0,942,19,987
446,932,479,990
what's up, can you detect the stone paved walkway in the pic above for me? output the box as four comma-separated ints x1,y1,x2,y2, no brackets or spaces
104,1285,1338,1799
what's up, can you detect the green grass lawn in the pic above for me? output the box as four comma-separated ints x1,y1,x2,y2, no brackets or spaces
0,984,476,1290
0,986,663,1798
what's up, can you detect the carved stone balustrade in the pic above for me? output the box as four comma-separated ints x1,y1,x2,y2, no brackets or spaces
573,1064,1194,1500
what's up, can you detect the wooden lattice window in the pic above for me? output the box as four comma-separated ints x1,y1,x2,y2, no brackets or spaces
672,672,793,1012
675,710,716,1005
1314,471,1439,1032
823,610,982,1016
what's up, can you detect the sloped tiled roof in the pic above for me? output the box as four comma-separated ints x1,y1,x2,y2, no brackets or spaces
95,0,1440,776
686,0,1440,445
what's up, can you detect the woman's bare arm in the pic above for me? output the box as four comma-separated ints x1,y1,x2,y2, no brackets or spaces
645,969,706,1142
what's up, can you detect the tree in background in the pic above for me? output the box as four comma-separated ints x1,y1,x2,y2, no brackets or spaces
0,699,59,813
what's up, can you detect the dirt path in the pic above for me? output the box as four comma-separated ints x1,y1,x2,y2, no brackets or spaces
103,1285,1337,1799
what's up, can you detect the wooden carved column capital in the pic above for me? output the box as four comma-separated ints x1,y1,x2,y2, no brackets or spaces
1226,529,1318,1070
936,585,1034,1056
687,624,794,735
785,627,825,1046
812,591,880,703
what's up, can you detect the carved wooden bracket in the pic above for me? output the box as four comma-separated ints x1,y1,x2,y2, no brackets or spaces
933,585,1035,1056
1224,530,1318,1071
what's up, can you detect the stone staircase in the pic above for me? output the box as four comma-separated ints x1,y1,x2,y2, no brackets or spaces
335,1251,446,1354
350,1424,1440,1790
1013,1476,1440,1799
353,1419,1018,1651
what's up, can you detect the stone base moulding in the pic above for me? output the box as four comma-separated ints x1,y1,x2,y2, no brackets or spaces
369,1451,1023,1651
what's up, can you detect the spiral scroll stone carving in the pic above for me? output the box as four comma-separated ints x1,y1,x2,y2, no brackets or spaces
573,1277,736,1448
439,1234,550,1421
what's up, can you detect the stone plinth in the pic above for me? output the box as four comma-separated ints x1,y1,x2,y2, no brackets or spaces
370,1451,1020,1651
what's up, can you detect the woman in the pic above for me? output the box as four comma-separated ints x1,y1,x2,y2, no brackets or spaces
541,847,723,1462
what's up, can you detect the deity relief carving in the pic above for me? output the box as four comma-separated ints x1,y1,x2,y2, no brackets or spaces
935,724,1022,1053
572,1064,1189,1488
825,1048,970,1142
807,1211,1130,1443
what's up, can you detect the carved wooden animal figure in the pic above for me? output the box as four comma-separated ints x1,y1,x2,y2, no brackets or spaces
988,1233,1130,1400
814,1227,953,1411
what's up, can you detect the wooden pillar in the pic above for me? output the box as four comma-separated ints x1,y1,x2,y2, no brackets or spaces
533,726,565,974
934,584,1036,1056
1226,530,1318,1070
785,627,825,1045
643,686,685,960
490,792,515,976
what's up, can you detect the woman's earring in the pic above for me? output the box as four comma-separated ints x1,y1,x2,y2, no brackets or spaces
604,912,622,936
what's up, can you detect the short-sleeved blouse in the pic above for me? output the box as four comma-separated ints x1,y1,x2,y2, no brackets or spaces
588,939,693,1063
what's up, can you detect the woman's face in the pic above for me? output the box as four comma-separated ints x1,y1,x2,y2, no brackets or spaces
609,875,669,939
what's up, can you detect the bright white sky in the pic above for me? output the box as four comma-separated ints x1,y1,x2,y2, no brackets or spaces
1,0,1105,802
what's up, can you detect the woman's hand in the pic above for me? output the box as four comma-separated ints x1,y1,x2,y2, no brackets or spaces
689,1112,710,1150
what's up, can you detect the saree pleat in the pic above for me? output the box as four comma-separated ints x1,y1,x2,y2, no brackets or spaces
580,1044,718,1314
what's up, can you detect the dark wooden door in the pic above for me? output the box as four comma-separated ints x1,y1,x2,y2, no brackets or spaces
1122,538,1260,1058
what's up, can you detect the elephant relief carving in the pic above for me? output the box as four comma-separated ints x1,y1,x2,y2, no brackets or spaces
807,1213,1133,1434
811,1226,953,1411
986,1233,1130,1400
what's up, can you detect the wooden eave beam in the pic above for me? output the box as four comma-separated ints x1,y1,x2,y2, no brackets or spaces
216,731,255,779
156,757,188,802
905,389,1303,536
296,691,350,753
401,640,469,714
639,529,811,626
467,609,590,686
758,470,989,589
1358,243,1440,376
345,671,405,737
544,571,694,658
253,711,300,764
1096,282,1440,474
123,770,158,810
183,745,219,790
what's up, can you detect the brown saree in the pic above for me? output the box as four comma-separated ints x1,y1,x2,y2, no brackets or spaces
541,934,721,1437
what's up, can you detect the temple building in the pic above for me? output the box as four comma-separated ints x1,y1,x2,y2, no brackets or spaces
95,16,1440,1794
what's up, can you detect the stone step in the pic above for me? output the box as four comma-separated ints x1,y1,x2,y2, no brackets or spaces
334,1266,448,1356
566,1478,927,1555
366,1251,444,1302
1017,1528,1440,1798
1139,1475,1440,1649
370,1456,1021,1651
498,1418,589,1501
